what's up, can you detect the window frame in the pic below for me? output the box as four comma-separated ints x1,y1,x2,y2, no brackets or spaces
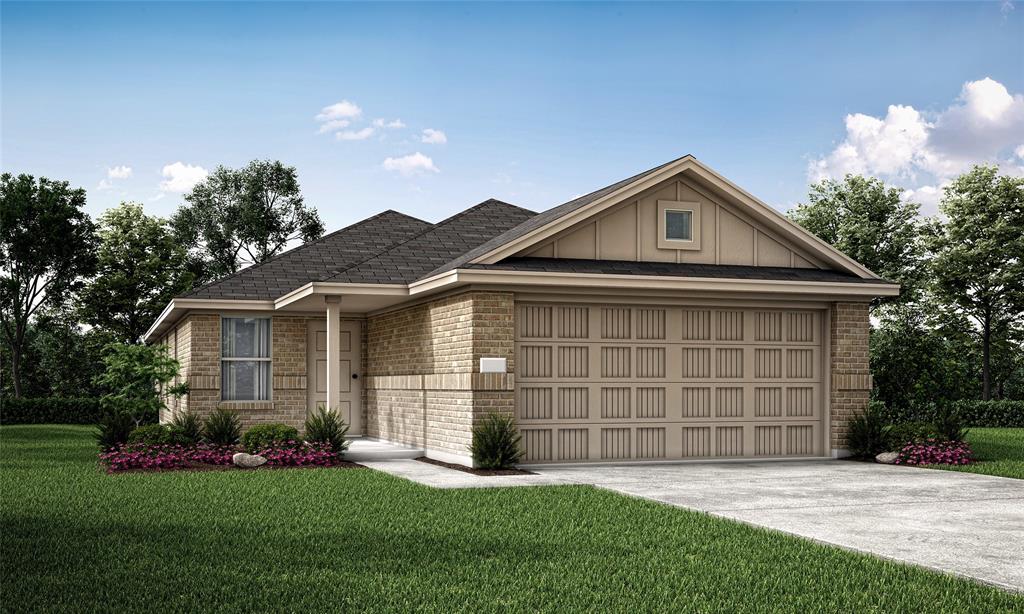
220,316,273,402
657,200,702,251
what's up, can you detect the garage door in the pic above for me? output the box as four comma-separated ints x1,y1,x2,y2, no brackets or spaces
515,303,826,462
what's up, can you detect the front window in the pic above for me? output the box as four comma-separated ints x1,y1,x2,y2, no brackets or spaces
665,209,693,241
221,317,271,401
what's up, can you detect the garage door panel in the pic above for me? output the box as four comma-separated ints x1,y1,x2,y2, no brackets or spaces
516,303,826,461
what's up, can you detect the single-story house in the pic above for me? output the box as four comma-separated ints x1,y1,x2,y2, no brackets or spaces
145,155,898,466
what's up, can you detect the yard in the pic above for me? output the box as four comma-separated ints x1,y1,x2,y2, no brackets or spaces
2,425,1021,612
927,428,1024,480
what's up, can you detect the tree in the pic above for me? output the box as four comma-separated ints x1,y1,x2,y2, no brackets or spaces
80,203,194,343
928,165,1024,400
171,160,323,280
93,342,187,425
0,174,97,396
789,175,925,303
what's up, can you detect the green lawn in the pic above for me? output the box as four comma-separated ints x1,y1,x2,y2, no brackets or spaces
927,428,1024,480
1,426,1021,612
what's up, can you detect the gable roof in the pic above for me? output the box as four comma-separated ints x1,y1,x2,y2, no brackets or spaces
184,209,433,300
424,155,882,281
326,199,536,284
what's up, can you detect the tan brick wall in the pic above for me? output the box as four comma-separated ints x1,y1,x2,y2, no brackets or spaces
366,291,516,462
830,301,871,451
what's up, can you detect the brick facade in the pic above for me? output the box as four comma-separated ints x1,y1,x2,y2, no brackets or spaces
829,301,872,453
365,291,516,464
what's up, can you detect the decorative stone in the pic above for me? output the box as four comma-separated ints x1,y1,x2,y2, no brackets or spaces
232,452,267,468
875,452,898,464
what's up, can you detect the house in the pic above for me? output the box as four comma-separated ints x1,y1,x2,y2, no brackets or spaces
145,155,898,466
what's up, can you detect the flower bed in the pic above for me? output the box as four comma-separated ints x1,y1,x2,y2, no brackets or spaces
100,441,349,473
895,439,974,466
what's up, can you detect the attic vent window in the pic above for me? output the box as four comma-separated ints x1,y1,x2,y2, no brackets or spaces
665,210,693,241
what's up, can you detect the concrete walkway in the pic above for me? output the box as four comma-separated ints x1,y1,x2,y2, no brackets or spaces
534,461,1024,592
364,457,1023,591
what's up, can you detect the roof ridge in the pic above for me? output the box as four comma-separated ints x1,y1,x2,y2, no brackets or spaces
182,209,429,297
321,199,536,282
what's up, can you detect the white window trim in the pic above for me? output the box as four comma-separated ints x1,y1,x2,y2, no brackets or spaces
220,316,273,402
657,200,702,251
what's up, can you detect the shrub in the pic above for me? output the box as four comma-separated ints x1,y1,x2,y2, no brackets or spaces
95,411,136,450
882,421,943,450
202,408,242,445
170,410,202,443
896,440,973,466
304,407,350,453
93,343,187,425
260,442,341,467
127,424,192,446
847,401,888,457
880,400,1024,428
931,403,967,442
470,412,522,469
0,397,103,425
242,423,299,453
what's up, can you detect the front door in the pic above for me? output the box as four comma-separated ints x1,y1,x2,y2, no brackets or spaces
307,319,362,435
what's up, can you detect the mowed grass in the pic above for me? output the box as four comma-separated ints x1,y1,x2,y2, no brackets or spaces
927,428,1024,480
2,426,1021,613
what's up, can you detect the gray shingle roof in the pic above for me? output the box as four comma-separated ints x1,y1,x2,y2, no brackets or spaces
326,199,536,284
467,257,894,284
183,210,433,300
421,155,689,279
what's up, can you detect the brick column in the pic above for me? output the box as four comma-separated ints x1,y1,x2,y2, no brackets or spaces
830,302,871,454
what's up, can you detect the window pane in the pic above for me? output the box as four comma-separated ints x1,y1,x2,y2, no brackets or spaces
222,318,270,358
221,361,271,401
666,210,692,241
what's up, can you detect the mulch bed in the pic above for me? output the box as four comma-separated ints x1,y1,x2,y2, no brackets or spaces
416,456,535,476
104,461,366,474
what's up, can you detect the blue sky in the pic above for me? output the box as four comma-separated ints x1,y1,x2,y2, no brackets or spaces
2,1,1022,229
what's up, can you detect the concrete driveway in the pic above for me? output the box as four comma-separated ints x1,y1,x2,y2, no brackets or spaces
532,461,1024,592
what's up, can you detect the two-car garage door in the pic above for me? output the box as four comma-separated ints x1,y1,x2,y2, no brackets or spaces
515,302,826,463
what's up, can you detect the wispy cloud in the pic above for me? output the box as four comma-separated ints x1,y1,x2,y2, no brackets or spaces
421,128,447,144
159,161,209,193
316,100,362,121
373,118,405,129
335,127,375,141
97,165,133,190
382,152,439,175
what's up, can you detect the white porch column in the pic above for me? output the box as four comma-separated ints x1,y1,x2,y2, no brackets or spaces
325,296,342,412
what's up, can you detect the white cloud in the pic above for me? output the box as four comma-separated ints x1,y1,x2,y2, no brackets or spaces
382,152,439,175
96,179,113,191
315,100,362,121
810,78,1024,203
1016,144,1024,160
373,118,405,129
107,165,133,179
159,162,209,193
335,127,375,141
317,119,351,134
420,128,447,144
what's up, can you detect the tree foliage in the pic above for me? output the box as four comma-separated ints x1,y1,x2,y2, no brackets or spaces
93,343,187,423
789,175,924,303
80,202,194,343
0,174,98,396
171,160,323,280
927,165,1024,399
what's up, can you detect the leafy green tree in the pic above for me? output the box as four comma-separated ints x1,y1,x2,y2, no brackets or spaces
171,160,324,281
93,343,188,424
80,203,194,343
928,165,1024,400
0,174,98,396
789,175,924,303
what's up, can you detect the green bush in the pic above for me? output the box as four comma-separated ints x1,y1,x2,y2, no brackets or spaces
470,412,522,470
882,421,943,450
0,397,103,425
241,423,299,453
202,408,242,445
847,401,888,457
170,410,202,443
931,403,967,442
94,411,136,450
304,407,350,453
880,400,1024,428
127,424,192,446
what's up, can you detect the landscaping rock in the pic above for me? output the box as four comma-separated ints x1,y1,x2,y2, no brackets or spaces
875,452,898,464
232,452,267,468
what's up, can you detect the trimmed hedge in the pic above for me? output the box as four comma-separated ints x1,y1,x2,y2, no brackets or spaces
882,400,1024,428
1,397,103,425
